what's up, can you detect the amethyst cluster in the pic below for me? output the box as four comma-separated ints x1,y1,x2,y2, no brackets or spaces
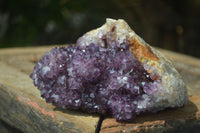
30,43,154,122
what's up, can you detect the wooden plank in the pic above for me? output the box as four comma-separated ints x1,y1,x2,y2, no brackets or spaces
100,49,200,132
1,46,200,133
0,46,100,133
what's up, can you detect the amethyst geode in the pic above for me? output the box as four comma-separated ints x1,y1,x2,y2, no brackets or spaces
30,19,188,122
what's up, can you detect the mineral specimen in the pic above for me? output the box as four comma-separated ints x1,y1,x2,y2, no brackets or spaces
30,18,188,122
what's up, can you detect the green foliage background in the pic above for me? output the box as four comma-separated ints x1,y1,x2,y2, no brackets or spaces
0,0,200,57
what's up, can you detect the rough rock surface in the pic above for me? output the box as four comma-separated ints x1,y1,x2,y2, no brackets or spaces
30,18,188,122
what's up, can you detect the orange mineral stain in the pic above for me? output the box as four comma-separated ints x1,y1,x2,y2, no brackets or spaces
129,38,158,62
17,96,22,102
41,108,55,118
25,100,55,119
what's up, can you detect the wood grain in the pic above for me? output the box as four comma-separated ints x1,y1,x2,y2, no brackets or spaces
0,46,200,133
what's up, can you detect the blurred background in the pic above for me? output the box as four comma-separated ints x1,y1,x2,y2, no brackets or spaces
0,0,200,57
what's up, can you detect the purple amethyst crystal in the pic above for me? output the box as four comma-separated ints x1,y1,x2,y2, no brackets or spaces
31,18,189,122
30,43,155,122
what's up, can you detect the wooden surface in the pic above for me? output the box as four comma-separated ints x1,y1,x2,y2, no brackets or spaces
0,46,200,133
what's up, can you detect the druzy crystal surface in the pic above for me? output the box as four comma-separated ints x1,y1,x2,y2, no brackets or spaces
31,43,156,121
31,19,188,122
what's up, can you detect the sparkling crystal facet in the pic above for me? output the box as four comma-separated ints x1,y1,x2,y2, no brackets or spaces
30,43,154,122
